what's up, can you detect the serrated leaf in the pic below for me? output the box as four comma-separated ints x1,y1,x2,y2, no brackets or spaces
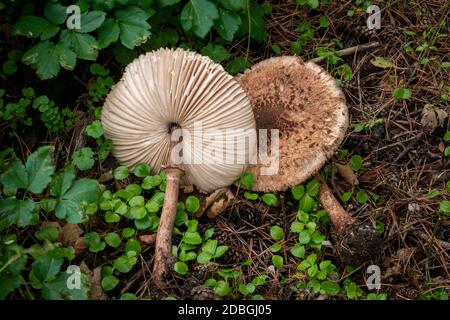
0,161,27,194
200,43,229,63
60,30,99,61
116,6,151,49
215,8,241,42
44,3,68,25
0,198,35,228
13,15,59,40
85,120,104,138
77,10,106,33
72,147,95,171
25,146,54,194
97,18,120,49
22,41,62,80
51,165,76,198
180,0,219,38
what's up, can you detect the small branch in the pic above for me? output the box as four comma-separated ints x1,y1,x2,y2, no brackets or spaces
309,42,380,64
394,132,425,163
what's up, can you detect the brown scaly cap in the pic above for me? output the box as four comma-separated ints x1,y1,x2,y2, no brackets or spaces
237,56,349,192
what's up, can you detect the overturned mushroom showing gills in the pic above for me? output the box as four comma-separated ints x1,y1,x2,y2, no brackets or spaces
102,48,256,287
238,56,382,264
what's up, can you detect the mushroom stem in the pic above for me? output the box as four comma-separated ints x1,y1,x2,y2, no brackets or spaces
153,167,183,288
315,174,355,233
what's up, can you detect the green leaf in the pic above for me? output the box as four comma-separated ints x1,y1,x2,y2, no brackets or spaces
13,15,59,40
77,11,106,33
85,120,104,138
0,274,21,299
239,3,267,43
349,155,362,171
141,175,161,188
51,165,75,198
114,166,129,180
125,239,141,256
319,15,329,28
445,147,450,157
60,30,99,61
174,261,188,275
42,271,89,300
120,293,137,300
72,147,95,171
299,230,311,245
113,255,137,273
239,172,254,189
272,255,284,269
356,190,369,204
30,254,63,286
440,200,450,215
215,8,241,42
105,232,121,248
306,179,319,197
219,0,245,11
102,275,119,291
290,243,305,258
183,231,202,245
320,281,341,296
133,163,151,178
25,146,54,193
214,280,230,297
35,226,59,242
0,198,36,228
22,41,68,79
180,0,219,38
97,18,120,49
239,283,256,296
116,6,151,49
262,193,278,206
226,57,250,74
244,192,258,200
197,252,212,264
2,60,17,75
185,195,200,213
291,184,305,200
200,43,229,63
55,179,100,223
44,2,67,25
393,88,412,100
0,161,28,195
341,191,353,202
299,194,316,212
270,226,284,241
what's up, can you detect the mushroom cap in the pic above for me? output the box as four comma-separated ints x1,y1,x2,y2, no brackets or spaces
237,56,348,192
102,48,256,192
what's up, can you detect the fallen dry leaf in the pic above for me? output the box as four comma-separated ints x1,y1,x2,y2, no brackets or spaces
59,223,86,255
421,104,448,132
196,187,229,218
335,163,359,185
139,233,157,246
207,189,235,219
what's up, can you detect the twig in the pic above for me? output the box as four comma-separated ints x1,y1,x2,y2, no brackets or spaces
394,132,425,163
309,42,381,64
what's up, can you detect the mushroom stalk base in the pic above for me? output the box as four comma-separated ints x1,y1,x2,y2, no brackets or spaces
153,167,183,288
316,174,355,233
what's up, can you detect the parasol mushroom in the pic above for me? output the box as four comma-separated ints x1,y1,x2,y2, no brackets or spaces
101,48,256,287
238,56,382,265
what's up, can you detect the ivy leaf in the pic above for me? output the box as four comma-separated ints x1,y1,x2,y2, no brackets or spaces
72,147,95,171
60,30,99,61
180,0,219,38
0,198,36,228
215,8,241,42
13,15,59,40
116,6,151,49
44,3,68,25
77,11,106,33
200,43,229,63
97,18,120,49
